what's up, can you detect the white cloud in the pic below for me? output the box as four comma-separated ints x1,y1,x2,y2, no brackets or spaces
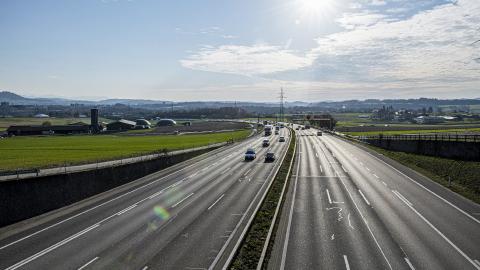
369,0,387,6
180,0,480,100
335,12,391,29
312,0,480,83
180,44,313,75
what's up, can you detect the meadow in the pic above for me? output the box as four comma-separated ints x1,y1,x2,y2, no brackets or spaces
0,129,250,171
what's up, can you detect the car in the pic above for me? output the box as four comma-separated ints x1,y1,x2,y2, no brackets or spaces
301,127,305,130
265,152,275,162
245,148,256,160
279,136,285,142
262,139,270,147
295,127,300,130
317,131,322,136
275,130,279,135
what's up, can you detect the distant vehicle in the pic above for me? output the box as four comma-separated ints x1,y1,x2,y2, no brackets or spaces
264,124,273,136
262,139,270,147
157,119,176,126
295,126,300,130
245,148,256,160
305,124,311,129
265,152,275,162
317,131,322,136
279,136,285,142
275,126,280,131
275,130,279,135
301,127,305,130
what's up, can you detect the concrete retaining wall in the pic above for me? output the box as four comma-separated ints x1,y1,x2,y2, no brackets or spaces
0,147,217,228
364,139,480,161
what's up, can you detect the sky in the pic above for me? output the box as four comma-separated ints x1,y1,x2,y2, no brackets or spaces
0,0,479,102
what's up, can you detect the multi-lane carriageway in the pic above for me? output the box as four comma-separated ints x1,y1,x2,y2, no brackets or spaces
1,125,479,270
0,129,290,270
269,128,480,270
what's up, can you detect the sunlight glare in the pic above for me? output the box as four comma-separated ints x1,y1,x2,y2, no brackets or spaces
295,0,336,22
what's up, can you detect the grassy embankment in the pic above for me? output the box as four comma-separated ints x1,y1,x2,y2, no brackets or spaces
0,129,250,171
230,129,296,269
360,143,480,204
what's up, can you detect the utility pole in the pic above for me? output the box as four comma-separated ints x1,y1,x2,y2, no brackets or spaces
279,87,285,123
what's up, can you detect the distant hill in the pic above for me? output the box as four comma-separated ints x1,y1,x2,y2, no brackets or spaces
1,90,480,111
0,91,27,101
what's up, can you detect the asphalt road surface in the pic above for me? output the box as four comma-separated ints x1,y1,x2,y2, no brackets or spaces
0,128,290,270
269,127,480,270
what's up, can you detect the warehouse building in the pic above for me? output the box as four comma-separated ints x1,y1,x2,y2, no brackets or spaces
7,108,100,136
106,119,136,131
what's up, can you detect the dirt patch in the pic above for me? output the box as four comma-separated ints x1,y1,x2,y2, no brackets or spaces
150,121,251,134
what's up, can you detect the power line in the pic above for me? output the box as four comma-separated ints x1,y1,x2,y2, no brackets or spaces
279,87,285,122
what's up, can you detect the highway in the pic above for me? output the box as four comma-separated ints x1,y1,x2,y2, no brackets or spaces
0,128,290,270
269,127,480,270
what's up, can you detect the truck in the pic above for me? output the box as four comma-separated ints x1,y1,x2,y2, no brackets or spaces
264,124,273,136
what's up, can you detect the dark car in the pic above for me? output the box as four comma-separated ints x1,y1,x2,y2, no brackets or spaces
262,139,270,147
265,152,275,162
245,148,256,161
279,136,285,142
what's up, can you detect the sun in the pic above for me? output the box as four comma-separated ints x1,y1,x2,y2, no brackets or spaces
295,0,336,21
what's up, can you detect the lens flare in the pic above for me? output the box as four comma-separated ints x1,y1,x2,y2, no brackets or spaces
153,205,170,220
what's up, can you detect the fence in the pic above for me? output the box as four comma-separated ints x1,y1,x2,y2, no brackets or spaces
358,134,480,143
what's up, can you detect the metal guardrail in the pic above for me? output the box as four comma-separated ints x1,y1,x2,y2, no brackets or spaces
358,134,480,142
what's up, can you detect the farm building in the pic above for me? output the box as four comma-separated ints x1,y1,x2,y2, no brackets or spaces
157,119,176,126
106,119,136,131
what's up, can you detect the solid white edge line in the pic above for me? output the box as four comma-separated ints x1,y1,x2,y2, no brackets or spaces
404,257,415,270
395,190,480,270
358,189,371,206
212,130,292,270
208,194,225,211
6,224,100,270
474,260,480,267
171,193,194,208
342,165,348,173
373,174,379,179
361,148,480,225
393,190,413,206
0,140,250,250
280,140,301,270
343,255,351,270
77,256,99,270
326,189,333,204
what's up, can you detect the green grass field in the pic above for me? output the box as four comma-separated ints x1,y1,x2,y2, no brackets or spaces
0,130,251,171
344,127,480,136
